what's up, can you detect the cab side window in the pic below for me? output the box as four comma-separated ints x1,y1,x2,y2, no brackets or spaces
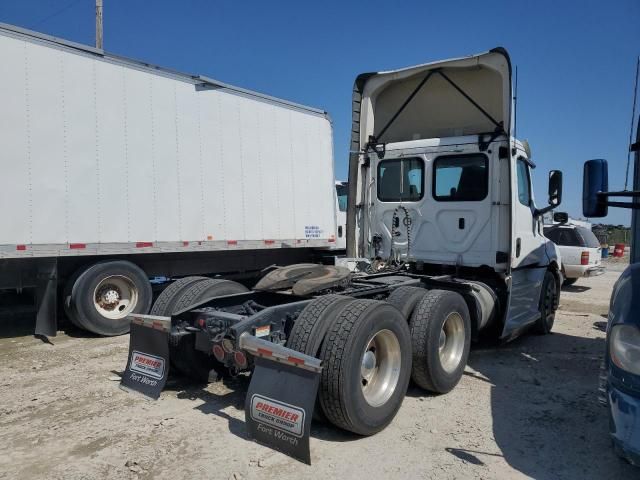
516,159,531,207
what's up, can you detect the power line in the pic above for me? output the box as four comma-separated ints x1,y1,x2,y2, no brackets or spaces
33,0,84,28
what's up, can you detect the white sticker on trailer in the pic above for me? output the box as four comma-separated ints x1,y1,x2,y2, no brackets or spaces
304,226,323,239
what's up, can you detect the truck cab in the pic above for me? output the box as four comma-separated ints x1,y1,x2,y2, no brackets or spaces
346,48,563,339
122,48,567,463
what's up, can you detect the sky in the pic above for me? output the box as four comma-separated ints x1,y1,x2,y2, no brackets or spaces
1,0,638,226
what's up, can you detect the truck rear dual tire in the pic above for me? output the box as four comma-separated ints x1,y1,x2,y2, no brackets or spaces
150,276,210,316
65,261,152,336
287,294,353,421
318,299,412,436
409,290,471,394
151,277,249,382
287,294,353,357
386,286,428,319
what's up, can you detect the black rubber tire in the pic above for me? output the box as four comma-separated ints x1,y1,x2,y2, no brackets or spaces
150,276,209,316
287,294,353,356
63,266,91,329
409,289,471,394
68,261,152,336
168,279,249,382
535,271,557,334
318,299,412,435
386,286,428,320
170,279,249,313
562,277,577,287
287,294,353,421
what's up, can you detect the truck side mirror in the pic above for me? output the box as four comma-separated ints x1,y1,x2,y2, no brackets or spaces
553,211,569,223
583,159,609,217
548,170,562,207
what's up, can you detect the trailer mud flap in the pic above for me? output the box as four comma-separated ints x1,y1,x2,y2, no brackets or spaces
120,315,171,400
240,333,322,464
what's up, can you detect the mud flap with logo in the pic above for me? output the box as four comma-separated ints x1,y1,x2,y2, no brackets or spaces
120,315,171,399
240,333,321,465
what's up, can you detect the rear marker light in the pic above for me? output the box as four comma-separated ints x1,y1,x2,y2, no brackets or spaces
227,240,237,246
69,243,86,249
264,240,275,245
16,245,26,251
234,351,248,368
212,344,225,362
288,356,305,366
581,251,589,265
136,242,153,248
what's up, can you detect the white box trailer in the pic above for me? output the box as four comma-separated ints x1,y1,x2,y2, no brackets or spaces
0,23,338,336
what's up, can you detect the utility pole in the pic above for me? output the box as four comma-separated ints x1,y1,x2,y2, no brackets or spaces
95,0,103,49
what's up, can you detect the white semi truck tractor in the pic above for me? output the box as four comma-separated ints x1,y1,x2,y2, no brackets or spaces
122,48,564,463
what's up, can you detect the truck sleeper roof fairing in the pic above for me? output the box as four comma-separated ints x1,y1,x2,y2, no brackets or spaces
355,47,512,148
346,48,513,256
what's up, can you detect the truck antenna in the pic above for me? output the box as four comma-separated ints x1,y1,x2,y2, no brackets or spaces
625,56,640,191
513,66,518,141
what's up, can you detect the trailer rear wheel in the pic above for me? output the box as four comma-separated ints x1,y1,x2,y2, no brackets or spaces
409,290,471,394
167,279,249,382
68,261,152,336
150,276,209,316
63,267,91,329
386,286,428,320
319,299,412,435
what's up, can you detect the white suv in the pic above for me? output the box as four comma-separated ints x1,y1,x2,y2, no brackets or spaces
543,224,605,286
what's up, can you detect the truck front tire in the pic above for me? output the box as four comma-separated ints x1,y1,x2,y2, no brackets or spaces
319,299,412,435
535,271,557,334
409,290,471,394
67,261,152,336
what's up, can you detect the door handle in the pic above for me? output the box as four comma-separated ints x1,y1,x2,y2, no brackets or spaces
516,238,521,258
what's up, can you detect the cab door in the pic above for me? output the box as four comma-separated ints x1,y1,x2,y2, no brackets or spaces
502,156,547,338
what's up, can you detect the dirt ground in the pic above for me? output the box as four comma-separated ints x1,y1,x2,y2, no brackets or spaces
1,262,638,479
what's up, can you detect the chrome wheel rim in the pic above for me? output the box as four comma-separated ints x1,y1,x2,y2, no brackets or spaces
361,329,401,407
93,275,138,320
439,312,465,373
